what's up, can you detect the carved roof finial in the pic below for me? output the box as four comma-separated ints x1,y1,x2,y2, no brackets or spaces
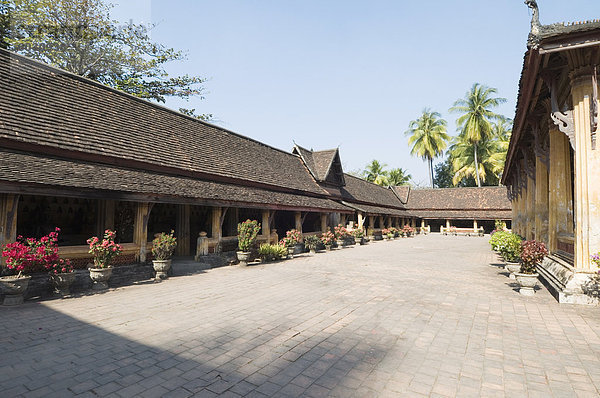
525,0,541,49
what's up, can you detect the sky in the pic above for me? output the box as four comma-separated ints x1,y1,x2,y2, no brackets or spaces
111,0,598,186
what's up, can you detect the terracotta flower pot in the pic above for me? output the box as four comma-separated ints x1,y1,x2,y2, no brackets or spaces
89,267,112,290
152,259,172,281
50,272,76,296
0,275,31,305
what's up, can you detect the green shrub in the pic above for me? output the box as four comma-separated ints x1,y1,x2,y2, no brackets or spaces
304,235,320,251
237,220,261,252
258,243,287,261
497,232,523,262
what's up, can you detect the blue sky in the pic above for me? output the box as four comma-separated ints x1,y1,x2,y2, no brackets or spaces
112,0,597,186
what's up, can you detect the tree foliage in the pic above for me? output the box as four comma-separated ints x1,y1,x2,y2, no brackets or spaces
361,160,412,187
387,168,412,186
449,83,506,187
362,160,387,184
405,109,449,188
2,0,206,103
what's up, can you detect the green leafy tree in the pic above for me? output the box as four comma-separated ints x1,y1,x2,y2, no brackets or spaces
405,109,449,188
449,83,506,187
178,108,213,122
362,160,387,183
434,158,476,188
3,0,206,103
448,134,503,186
0,1,12,49
387,168,412,186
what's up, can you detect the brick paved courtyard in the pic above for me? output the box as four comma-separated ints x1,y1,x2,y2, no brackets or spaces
1,234,600,397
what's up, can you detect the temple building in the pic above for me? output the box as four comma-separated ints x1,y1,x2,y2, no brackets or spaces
502,7,600,303
0,48,511,269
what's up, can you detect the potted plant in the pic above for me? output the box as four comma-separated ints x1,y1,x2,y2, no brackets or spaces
237,219,261,266
334,224,348,248
382,228,393,240
304,235,320,254
151,230,177,281
259,244,287,262
48,258,76,297
499,233,522,278
352,228,364,245
403,225,414,238
515,240,548,296
280,229,302,258
1,227,63,305
87,229,123,290
321,229,335,251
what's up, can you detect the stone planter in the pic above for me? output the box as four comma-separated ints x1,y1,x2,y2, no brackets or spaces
336,239,344,249
0,275,31,305
309,248,316,255
505,261,521,279
287,246,295,259
89,267,112,290
49,272,76,296
237,251,251,267
367,236,375,242
515,273,539,296
152,259,172,281
325,245,332,251
354,237,362,245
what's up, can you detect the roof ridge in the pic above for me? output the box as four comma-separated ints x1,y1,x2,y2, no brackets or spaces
0,48,297,159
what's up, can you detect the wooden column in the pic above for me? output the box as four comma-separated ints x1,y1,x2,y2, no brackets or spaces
211,207,222,253
294,212,302,234
473,220,478,231
378,216,384,229
262,210,271,242
176,204,190,256
535,156,549,245
446,219,451,229
133,202,153,262
571,75,599,270
95,199,115,237
320,213,328,232
0,194,19,265
527,174,536,240
548,127,573,253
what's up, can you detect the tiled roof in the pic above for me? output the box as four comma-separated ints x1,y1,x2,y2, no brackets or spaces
341,201,406,217
407,209,512,220
405,187,511,211
0,49,328,196
293,145,338,182
340,175,406,210
0,150,352,213
391,186,411,204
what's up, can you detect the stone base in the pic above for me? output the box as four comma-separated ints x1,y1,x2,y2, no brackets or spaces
3,294,24,306
538,254,599,305
519,287,535,296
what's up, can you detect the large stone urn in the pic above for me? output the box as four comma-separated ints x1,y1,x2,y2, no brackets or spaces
152,259,171,281
287,246,295,259
336,239,344,249
325,245,332,251
89,267,112,290
354,237,362,245
237,251,251,267
515,273,539,296
0,275,31,305
50,272,76,296
505,261,521,279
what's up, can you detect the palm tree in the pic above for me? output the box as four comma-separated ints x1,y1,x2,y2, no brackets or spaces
387,168,412,186
405,109,449,188
449,83,506,187
448,134,504,186
363,160,387,183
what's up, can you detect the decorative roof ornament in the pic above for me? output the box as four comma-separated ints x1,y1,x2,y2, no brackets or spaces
525,0,541,49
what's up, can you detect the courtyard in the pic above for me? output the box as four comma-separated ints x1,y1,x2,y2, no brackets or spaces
1,235,600,397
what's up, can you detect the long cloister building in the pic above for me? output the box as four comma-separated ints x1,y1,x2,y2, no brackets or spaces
0,48,510,268
502,13,600,303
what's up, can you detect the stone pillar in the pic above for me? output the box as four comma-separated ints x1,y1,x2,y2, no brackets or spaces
0,194,19,265
176,204,190,256
446,219,451,229
294,212,302,234
211,207,222,253
548,127,573,252
195,232,209,261
378,216,384,229
386,216,391,229
133,202,153,262
357,212,365,230
320,213,328,232
262,210,271,243
535,156,549,244
571,74,599,270
411,218,415,228
473,220,478,232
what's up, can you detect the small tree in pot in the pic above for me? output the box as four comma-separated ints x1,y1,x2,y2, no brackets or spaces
237,220,261,266
515,240,548,296
152,231,177,281
280,229,302,258
352,228,364,245
321,229,335,251
304,235,320,254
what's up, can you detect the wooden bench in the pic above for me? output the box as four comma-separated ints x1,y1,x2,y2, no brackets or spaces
441,226,484,236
